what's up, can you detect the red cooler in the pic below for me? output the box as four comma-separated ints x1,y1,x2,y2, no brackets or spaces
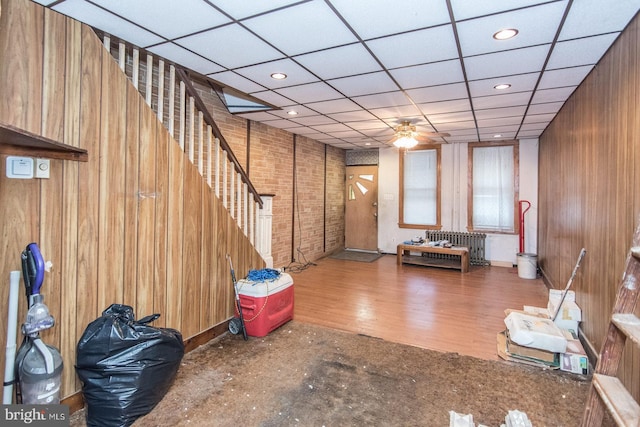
236,272,294,337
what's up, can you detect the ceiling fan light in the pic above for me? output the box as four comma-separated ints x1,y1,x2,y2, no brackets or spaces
394,136,418,149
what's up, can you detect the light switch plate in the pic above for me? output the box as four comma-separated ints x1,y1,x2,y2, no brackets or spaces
6,156,34,179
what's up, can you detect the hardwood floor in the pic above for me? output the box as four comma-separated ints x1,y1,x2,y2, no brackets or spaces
291,254,549,361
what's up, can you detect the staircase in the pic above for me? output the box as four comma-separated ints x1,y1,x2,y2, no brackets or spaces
99,34,273,266
581,219,640,426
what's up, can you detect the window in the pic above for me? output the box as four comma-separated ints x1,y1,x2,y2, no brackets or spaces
468,142,519,233
399,147,441,228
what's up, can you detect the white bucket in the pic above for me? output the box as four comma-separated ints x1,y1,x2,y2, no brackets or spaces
517,253,537,279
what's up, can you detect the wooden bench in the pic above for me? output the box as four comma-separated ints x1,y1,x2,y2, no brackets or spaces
397,243,470,273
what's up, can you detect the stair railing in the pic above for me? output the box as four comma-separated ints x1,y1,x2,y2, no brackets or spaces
101,34,272,264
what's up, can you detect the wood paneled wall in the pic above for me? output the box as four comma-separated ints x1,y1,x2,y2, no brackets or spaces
0,0,263,401
539,12,640,399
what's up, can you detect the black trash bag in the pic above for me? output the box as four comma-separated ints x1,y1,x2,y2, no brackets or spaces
75,304,184,427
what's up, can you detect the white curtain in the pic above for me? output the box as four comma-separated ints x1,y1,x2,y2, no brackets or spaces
472,145,514,232
403,149,437,225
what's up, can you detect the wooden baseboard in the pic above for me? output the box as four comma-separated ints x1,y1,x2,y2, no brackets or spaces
62,319,230,414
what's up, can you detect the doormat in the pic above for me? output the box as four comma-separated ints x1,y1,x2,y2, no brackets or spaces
329,250,383,262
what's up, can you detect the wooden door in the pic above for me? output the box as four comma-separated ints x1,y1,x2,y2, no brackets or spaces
345,165,378,251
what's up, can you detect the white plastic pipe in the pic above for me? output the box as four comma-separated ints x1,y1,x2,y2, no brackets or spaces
3,271,20,404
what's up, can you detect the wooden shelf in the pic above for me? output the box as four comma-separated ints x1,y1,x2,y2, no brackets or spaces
0,120,88,162
401,255,464,271
592,373,640,427
612,313,640,346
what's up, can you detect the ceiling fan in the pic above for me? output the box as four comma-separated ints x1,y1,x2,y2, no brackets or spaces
389,120,450,148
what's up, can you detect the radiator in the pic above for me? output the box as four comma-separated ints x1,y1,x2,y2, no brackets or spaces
424,231,489,266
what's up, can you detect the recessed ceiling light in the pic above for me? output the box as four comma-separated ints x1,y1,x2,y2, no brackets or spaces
493,134,502,138
271,72,287,80
493,28,518,40
365,142,371,146
287,110,298,116
494,83,511,90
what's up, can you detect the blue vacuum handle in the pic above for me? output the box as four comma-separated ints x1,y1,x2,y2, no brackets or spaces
21,243,45,296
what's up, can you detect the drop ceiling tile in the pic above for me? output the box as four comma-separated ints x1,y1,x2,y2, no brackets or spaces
479,131,517,140
476,115,523,128
366,25,459,69
429,111,476,124
234,58,319,88
523,113,556,124
311,123,355,133
559,0,640,41
475,106,527,120
178,24,284,69
294,44,382,80
546,34,620,70
463,45,550,80
53,0,163,47
406,83,469,103
417,99,472,115
212,0,302,20
327,110,379,122
148,43,225,75
447,129,481,137
91,0,231,40
352,91,412,110
269,105,317,119
526,102,564,115
477,124,521,134
242,2,357,56
324,129,367,139
449,0,554,21
472,91,532,109
207,70,267,93
275,82,344,104
248,90,295,107
538,66,593,90
468,73,539,97
305,98,362,114
531,86,577,104
328,72,399,97
367,105,424,120
519,122,549,131
456,2,568,57
291,115,338,126
330,0,451,39
390,60,465,89
345,120,391,131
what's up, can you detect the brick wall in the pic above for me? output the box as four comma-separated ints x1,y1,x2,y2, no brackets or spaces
193,81,345,268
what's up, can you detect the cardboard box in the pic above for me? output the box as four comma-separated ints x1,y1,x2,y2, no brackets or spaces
496,330,559,368
548,296,582,322
560,338,590,375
